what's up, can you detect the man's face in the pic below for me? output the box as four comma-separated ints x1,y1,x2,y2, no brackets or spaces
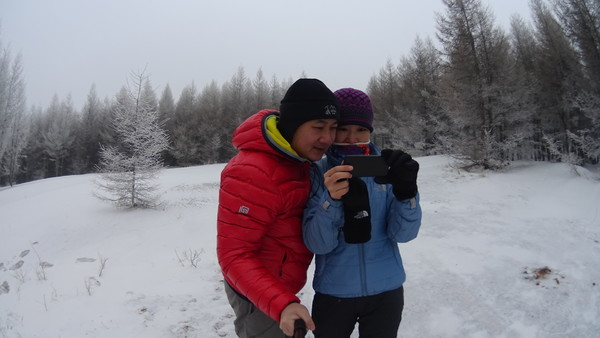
291,119,338,161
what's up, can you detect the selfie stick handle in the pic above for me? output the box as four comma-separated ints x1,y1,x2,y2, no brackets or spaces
293,319,307,338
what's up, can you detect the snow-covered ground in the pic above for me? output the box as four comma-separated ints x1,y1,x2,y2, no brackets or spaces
1,155,599,338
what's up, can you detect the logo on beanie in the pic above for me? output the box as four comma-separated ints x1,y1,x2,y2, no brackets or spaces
324,105,337,116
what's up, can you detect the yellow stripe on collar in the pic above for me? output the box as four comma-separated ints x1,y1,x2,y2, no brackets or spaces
266,115,298,156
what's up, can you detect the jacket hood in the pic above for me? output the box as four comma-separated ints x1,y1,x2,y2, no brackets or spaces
232,109,308,162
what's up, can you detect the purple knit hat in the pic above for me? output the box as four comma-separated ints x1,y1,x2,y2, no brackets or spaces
333,88,374,132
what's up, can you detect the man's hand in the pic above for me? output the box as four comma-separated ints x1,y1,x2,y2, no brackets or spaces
323,165,353,200
279,302,315,336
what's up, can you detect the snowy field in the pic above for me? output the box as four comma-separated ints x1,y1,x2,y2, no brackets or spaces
1,155,599,338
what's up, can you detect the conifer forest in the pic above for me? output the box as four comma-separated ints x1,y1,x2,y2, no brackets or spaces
1,0,599,187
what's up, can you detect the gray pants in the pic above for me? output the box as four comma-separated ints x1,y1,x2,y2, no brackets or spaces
224,281,288,338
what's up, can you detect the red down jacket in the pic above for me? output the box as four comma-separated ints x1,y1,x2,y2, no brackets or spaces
217,109,314,321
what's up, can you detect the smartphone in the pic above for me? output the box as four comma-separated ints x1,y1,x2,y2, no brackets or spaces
343,155,389,177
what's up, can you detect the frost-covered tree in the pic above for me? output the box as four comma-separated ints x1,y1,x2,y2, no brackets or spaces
1,107,29,186
19,107,48,182
74,85,111,173
367,59,403,150
531,0,589,163
369,59,400,117
436,0,514,168
396,36,446,155
552,0,600,164
43,95,77,177
197,81,224,163
170,83,200,166
220,67,253,160
253,68,269,111
269,75,284,109
2,110,29,186
554,0,600,94
157,84,177,166
158,83,175,125
507,14,541,160
95,71,169,208
222,66,252,122
0,40,28,185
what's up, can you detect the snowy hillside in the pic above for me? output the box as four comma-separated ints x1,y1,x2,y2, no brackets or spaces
1,156,599,338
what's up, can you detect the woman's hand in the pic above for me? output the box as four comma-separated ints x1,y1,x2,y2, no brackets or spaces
323,165,353,200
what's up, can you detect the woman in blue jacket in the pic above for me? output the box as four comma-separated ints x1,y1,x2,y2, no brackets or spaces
303,88,422,338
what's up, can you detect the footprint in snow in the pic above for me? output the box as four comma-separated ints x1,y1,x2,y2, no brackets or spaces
9,261,24,270
0,281,9,295
76,257,96,263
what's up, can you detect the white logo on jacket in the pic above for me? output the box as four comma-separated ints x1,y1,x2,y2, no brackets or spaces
354,210,369,219
238,206,250,214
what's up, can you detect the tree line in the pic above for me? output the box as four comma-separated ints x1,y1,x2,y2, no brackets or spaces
1,0,599,187
368,0,599,168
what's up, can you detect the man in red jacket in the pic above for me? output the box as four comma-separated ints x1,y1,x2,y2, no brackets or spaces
217,78,340,337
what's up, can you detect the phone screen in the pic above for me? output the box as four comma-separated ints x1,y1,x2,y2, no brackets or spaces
343,155,389,177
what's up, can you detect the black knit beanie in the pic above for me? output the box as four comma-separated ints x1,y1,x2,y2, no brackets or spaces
278,78,340,143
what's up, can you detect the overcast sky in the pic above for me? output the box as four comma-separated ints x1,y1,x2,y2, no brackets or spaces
1,0,531,109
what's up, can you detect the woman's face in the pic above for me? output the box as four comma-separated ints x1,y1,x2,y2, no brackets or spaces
335,124,371,144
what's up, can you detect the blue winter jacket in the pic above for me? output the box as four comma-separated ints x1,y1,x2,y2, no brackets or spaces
303,147,422,298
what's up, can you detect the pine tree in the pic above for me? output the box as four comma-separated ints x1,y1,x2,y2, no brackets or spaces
170,83,200,166
197,81,223,163
554,0,600,94
531,0,588,163
507,14,540,161
253,68,269,111
157,84,177,166
95,71,169,208
436,0,513,168
75,85,111,172
43,95,77,177
554,0,600,163
398,36,446,155
0,42,28,186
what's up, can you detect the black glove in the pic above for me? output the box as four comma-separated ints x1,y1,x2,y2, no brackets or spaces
374,149,419,200
341,177,372,244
